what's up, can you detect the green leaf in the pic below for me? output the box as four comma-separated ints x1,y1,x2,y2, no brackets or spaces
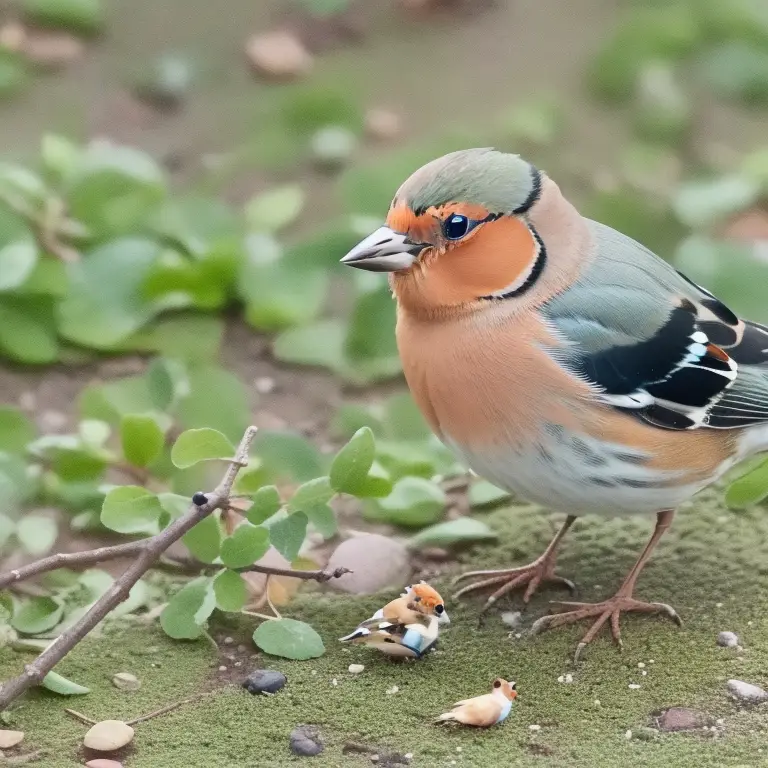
252,617,325,660
245,185,305,233
247,485,282,525
171,428,234,469
213,569,247,613
373,477,446,528
701,42,768,105
0,513,16,549
304,503,337,539
40,671,90,696
120,413,165,468
124,314,224,361
673,175,759,229
345,287,398,363
0,297,59,364
80,374,156,424
279,84,362,137
0,240,38,292
101,485,163,535
253,431,325,484
17,515,58,556
469,480,511,508
346,464,393,499
330,427,376,494
58,238,163,349
41,133,81,184
330,403,383,440
220,522,270,569
269,512,308,562
160,577,215,640
288,477,334,513
0,51,28,101
409,517,497,549
273,319,347,371
0,407,35,454
23,0,105,34
383,394,431,441
12,596,63,634
726,458,768,508
182,514,222,564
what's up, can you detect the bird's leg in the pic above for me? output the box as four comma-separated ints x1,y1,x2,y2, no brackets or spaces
530,510,681,661
452,515,577,615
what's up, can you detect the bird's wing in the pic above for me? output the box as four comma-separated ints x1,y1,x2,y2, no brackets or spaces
541,219,768,430
451,695,502,727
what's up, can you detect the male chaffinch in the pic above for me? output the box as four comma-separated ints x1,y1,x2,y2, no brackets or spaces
339,581,450,658
435,678,518,726
341,147,768,660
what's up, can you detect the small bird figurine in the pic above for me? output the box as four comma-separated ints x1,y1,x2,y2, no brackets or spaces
341,147,768,660
436,678,518,727
339,582,450,658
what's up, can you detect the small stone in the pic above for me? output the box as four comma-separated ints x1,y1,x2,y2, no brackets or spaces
593,700,601,707
254,377,276,395
83,721,135,752
245,31,313,80
625,730,633,740
364,108,403,142
111,672,140,691
0,730,24,749
348,664,365,674
727,679,768,704
628,683,641,690
528,724,541,732
657,707,709,732
641,670,648,676
637,662,646,668
310,126,358,171
327,535,411,595
86,761,124,768
223,636,234,645
455,746,462,752
331,678,338,686
290,725,324,757
242,669,287,695
386,685,399,695
718,631,739,648
22,30,84,70
500,611,522,630
0,23,25,51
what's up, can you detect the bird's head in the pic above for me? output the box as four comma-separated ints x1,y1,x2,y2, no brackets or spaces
341,148,569,318
492,678,518,701
404,581,450,625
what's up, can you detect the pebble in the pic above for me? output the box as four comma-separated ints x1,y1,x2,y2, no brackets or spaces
0,730,24,748
86,761,123,768
637,662,646,668
218,666,227,672
223,636,234,645
557,673,574,684
242,669,287,695
21,30,84,70
364,108,403,142
83,721,135,752
348,664,365,674
625,730,633,740
727,679,768,704
327,535,411,595
657,707,708,732
245,31,313,80
290,725,324,757
500,611,522,630
628,684,641,690
111,672,140,691
718,631,739,648
254,377,277,395
386,686,399,695
332,678,338,686
528,724,541,732
310,126,358,170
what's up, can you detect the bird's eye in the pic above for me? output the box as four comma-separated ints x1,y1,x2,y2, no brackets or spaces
444,214,470,240
435,604,444,614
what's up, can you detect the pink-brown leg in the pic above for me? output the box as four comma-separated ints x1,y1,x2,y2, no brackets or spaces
530,510,681,661
452,516,577,615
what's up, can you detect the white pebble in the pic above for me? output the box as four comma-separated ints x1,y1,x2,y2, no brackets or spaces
716,719,725,726
594,700,601,707
565,673,574,683
747,621,753,627
311,670,317,675
218,666,227,672
331,678,338,686
348,664,365,674
557,675,564,683
629,683,641,690
254,376,277,394
404,754,413,761
456,746,462,752
649,659,655,664
223,636,234,645
637,662,646,668
625,730,633,740
386,685,399,695
641,670,647,676
528,724,541,732
716,602,723,608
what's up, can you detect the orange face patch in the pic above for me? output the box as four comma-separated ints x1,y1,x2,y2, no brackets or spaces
409,582,445,611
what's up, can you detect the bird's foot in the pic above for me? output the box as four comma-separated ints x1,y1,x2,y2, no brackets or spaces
530,594,681,662
452,558,576,617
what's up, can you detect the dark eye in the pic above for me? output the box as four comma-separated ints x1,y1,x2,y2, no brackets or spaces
435,604,444,614
444,214,470,240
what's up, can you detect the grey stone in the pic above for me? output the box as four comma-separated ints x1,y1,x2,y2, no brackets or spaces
656,707,708,732
717,631,739,648
242,669,286,695
727,679,768,704
290,725,324,757
327,535,411,595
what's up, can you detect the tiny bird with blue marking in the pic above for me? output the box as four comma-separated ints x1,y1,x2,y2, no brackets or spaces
436,678,518,727
339,582,449,659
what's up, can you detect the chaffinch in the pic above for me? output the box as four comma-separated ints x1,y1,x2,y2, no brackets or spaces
435,678,518,726
341,147,768,660
339,582,450,658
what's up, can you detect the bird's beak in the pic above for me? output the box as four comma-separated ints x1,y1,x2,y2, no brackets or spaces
340,225,425,272
438,611,451,626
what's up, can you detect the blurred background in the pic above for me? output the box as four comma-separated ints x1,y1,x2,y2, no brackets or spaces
0,0,768,583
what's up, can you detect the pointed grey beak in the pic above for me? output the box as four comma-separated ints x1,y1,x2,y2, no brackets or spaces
340,225,425,272
438,611,450,626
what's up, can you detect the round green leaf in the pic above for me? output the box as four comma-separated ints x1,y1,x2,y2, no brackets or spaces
247,485,282,525
305,503,337,539
101,485,163,534
171,428,235,469
182,514,222,564
41,671,90,696
213,569,247,613
23,0,105,34
673,175,759,230
220,522,270,569
0,298,59,364
252,618,325,660
17,515,58,556
288,477,334,513
268,512,308,562
245,184,305,233
375,477,446,528
330,427,376,494
120,413,165,468
409,518,497,550
12,596,63,634
272,319,346,371
0,407,35,454
253,431,325,484
0,240,38,292
726,458,768,508
160,577,216,640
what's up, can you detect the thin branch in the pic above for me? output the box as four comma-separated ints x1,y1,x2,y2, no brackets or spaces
64,709,97,726
264,576,281,620
0,426,259,711
236,564,352,583
126,693,207,726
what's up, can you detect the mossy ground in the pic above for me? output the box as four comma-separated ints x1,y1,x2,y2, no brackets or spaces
3,491,768,767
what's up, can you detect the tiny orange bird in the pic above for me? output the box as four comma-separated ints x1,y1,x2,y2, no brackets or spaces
341,147,768,660
436,678,518,727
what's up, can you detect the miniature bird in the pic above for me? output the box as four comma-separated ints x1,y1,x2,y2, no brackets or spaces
340,147,768,660
339,582,450,658
436,678,518,726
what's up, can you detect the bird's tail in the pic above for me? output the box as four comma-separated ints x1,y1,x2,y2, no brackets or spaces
434,713,456,725
339,627,370,643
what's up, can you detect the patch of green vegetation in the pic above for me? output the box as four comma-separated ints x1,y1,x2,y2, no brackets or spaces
5,491,768,767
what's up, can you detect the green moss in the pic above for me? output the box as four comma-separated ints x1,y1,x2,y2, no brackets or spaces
4,492,768,766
